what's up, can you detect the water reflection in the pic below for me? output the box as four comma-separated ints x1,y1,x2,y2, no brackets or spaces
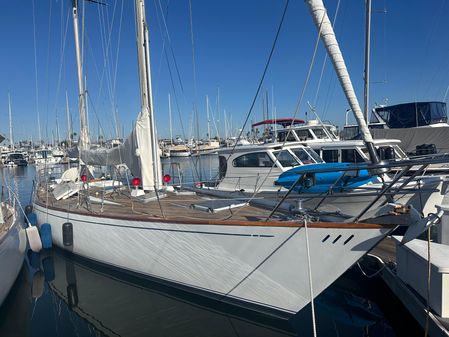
1,166,34,203
161,155,219,185
0,247,395,337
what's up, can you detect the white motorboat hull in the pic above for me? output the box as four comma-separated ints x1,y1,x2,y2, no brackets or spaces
34,202,391,316
169,151,191,157
216,176,447,217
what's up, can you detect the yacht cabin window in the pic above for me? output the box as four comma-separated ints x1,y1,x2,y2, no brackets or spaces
311,128,328,139
272,150,300,168
361,145,405,160
294,129,310,141
232,152,274,168
341,149,365,163
377,146,396,160
322,149,339,163
291,148,323,164
277,130,297,142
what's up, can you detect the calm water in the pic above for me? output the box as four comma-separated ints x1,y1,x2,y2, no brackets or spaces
0,159,423,337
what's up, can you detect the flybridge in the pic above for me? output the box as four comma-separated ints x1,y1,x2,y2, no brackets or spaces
371,101,448,128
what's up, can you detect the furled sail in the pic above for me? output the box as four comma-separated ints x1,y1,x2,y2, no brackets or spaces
70,107,161,191
69,0,161,191
304,0,379,163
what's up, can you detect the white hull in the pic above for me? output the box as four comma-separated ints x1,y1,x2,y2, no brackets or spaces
34,157,60,166
0,204,26,306
34,202,391,316
169,151,191,157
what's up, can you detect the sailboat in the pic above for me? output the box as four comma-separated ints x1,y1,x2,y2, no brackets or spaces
3,94,28,167
0,192,26,306
32,0,429,317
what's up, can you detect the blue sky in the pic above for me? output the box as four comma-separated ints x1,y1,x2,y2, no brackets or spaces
0,0,448,143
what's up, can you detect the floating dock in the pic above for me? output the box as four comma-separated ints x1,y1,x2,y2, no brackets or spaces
369,237,449,337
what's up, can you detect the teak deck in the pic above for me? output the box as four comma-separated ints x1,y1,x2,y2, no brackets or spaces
36,185,288,223
35,184,389,229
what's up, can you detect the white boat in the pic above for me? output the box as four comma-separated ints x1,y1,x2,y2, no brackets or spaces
343,101,449,155
4,152,28,167
0,202,26,306
33,0,430,318
167,144,191,157
33,196,413,317
253,118,339,144
211,142,323,192
33,149,60,166
204,140,447,218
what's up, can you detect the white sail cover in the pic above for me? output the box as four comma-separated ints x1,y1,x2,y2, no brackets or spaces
72,107,161,191
305,0,374,144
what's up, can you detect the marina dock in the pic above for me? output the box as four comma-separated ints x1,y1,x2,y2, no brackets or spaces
368,237,449,337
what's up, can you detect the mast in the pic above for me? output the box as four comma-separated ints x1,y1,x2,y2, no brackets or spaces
84,75,90,141
56,113,61,146
65,91,72,148
168,93,173,145
135,0,161,190
72,0,89,150
8,93,14,152
305,0,379,164
206,95,211,142
224,109,228,142
363,0,372,122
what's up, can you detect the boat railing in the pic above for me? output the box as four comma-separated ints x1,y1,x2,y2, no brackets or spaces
268,153,449,220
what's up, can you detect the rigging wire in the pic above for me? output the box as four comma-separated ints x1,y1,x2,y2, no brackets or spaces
155,0,185,93
154,0,187,141
313,0,341,109
51,5,71,143
188,0,197,102
201,0,292,198
45,0,53,143
31,0,42,144
416,0,445,98
111,0,125,139
188,0,203,181
261,6,327,221
94,0,121,139
153,0,203,182
218,0,317,221
224,0,290,163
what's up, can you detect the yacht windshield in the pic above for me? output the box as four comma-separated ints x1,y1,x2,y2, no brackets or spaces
291,148,323,164
8,153,24,160
272,150,300,168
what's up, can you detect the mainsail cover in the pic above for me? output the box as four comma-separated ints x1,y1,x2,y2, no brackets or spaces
305,0,379,163
70,107,161,191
